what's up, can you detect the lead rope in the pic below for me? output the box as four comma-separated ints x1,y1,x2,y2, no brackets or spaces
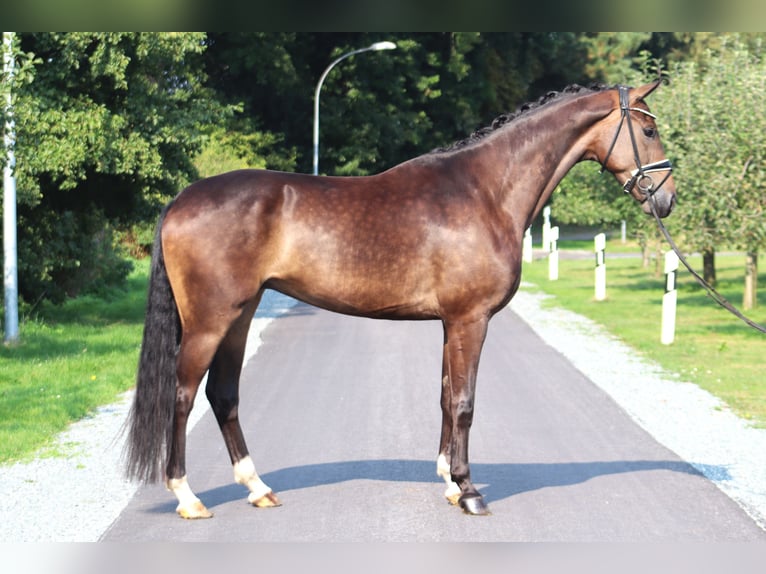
647,193,766,334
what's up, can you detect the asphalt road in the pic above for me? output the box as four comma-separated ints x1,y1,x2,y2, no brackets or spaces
102,302,765,542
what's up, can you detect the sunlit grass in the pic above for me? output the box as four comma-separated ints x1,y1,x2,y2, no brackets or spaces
0,259,148,464
521,240,766,426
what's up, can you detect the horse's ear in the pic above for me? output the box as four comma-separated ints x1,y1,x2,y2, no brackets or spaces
632,79,662,102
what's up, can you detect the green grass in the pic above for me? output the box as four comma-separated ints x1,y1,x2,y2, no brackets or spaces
521,237,766,427
0,259,148,464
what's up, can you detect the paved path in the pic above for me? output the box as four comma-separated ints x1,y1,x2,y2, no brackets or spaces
102,303,765,541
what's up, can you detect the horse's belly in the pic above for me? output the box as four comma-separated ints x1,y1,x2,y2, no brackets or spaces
267,266,440,320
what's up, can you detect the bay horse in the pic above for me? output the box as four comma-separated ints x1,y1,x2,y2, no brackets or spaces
125,81,676,518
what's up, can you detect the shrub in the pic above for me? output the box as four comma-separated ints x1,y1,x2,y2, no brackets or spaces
16,207,133,305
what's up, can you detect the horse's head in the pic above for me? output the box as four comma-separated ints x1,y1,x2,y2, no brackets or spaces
595,81,677,218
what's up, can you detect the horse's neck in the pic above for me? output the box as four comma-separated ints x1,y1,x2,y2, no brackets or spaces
488,94,611,231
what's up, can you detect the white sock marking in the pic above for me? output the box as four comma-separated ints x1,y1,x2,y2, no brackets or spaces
233,455,272,500
436,453,461,499
166,475,201,509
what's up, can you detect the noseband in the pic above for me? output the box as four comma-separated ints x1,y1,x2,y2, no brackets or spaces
600,85,672,197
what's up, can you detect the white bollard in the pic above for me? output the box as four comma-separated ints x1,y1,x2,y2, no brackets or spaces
594,233,606,301
621,219,627,244
548,226,559,281
542,205,551,252
661,250,679,345
522,227,533,263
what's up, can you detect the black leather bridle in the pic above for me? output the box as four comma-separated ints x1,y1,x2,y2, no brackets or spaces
601,87,766,333
600,85,673,197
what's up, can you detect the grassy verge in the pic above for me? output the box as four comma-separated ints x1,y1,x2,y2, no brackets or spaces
521,238,766,427
0,259,148,464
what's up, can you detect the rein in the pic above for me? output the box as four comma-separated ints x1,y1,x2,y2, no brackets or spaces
603,85,766,334
647,194,766,334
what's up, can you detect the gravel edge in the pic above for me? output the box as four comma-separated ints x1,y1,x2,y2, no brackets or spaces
1,286,763,541
508,286,766,531
0,290,298,543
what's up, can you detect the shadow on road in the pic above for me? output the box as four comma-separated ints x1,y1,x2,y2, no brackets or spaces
147,458,724,513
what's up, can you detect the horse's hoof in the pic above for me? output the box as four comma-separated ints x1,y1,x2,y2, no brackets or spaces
445,492,461,506
459,494,491,516
176,500,213,519
249,490,282,508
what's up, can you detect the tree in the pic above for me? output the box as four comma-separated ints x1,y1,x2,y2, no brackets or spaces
9,33,717,306
6,33,232,303
651,56,728,284
580,32,653,81
4,32,602,305
653,35,766,307
204,32,469,175
203,33,592,177
721,39,766,309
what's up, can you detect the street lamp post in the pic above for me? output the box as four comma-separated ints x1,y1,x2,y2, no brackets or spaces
3,32,18,345
312,41,396,176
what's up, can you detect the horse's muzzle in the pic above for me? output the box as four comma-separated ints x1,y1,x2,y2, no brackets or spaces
641,188,676,217
623,159,674,218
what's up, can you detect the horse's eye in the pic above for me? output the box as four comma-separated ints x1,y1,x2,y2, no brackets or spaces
643,127,657,138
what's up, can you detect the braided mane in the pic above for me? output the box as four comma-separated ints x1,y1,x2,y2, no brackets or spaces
432,83,612,154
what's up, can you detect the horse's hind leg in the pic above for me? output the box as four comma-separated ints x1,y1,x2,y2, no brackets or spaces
166,330,222,519
206,295,281,509
165,296,261,518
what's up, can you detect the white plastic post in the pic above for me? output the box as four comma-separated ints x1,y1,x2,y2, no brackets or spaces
548,226,559,281
661,250,679,345
594,232,606,301
522,227,533,263
542,205,551,252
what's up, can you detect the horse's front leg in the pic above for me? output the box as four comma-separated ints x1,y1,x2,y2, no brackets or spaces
441,315,491,515
437,337,461,505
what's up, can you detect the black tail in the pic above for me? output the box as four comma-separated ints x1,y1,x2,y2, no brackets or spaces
124,204,179,483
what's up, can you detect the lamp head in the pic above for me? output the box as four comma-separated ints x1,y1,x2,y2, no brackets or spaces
370,41,396,51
